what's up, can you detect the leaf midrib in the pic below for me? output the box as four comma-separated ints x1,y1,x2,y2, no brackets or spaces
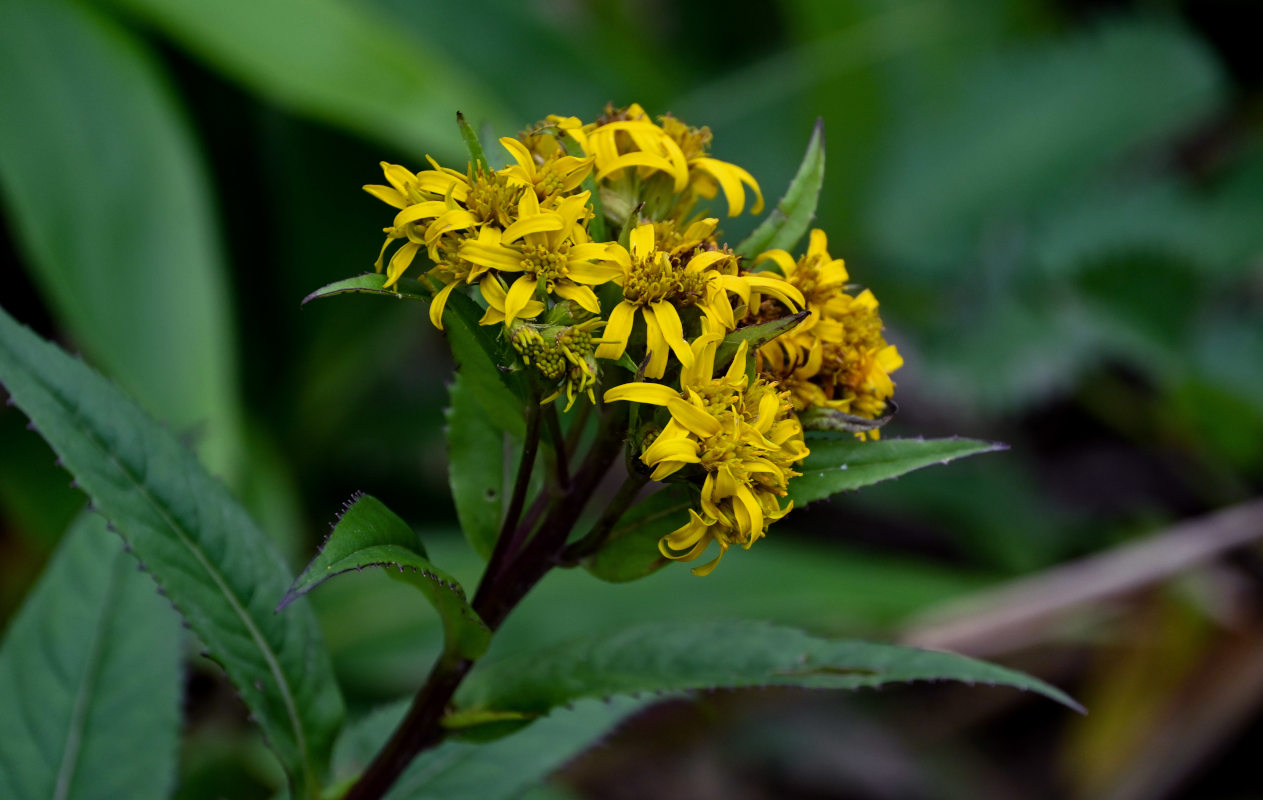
51,551,124,800
3,335,313,794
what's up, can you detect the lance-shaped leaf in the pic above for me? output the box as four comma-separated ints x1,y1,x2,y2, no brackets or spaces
304,273,526,438
455,620,1081,717
714,310,808,372
282,493,491,660
445,375,505,560
0,514,182,800
456,111,487,172
332,697,653,800
735,119,826,260
302,273,435,305
790,435,1007,505
583,485,693,583
0,305,344,799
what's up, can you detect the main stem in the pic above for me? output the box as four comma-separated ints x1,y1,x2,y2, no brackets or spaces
343,407,628,800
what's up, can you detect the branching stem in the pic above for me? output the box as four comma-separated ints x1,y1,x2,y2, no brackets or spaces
343,403,628,800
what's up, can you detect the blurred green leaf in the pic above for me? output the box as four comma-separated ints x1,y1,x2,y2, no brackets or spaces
0,0,241,475
282,493,490,660
333,696,651,800
790,436,1006,505
0,306,344,799
868,20,1226,272
445,376,504,560
0,514,182,800
303,273,526,438
736,119,825,259
102,0,513,160
583,485,692,583
456,620,1081,716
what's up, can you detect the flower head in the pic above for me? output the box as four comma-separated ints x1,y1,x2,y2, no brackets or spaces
752,230,902,434
458,190,621,326
604,335,808,575
596,222,804,379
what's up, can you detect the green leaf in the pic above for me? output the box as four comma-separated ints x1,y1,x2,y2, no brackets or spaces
0,514,182,800
445,375,505,560
868,20,1227,272
456,111,488,171
790,436,1005,505
0,306,344,800
282,494,490,660
583,485,692,583
455,620,1081,715
443,291,527,438
100,0,513,160
332,697,652,800
735,118,826,259
302,273,435,305
713,310,808,372
0,0,241,476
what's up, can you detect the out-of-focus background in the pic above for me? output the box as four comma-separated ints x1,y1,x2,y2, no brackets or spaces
2,0,1262,798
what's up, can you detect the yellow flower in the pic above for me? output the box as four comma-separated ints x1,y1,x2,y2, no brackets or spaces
595,222,804,379
458,190,621,326
365,158,524,287
558,105,765,218
604,335,808,575
752,230,903,433
499,137,595,205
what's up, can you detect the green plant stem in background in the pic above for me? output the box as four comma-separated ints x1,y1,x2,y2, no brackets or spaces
345,405,632,799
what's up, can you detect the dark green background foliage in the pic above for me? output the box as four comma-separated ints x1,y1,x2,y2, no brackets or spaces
2,0,1262,798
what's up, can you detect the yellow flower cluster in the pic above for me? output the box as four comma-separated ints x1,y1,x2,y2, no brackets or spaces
360,105,901,574
750,230,903,436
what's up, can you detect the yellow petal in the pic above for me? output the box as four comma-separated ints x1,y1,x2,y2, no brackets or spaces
554,282,601,314
603,382,678,406
501,212,563,244
651,302,694,370
666,397,721,437
364,184,408,209
643,309,670,380
745,274,804,310
630,224,656,261
461,240,524,273
754,250,798,277
565,260,621,285
392,201,449,228
428,280,459,330
597,151,679,183
385,242,420,287
503,275,537,327
594,301,636,360
499,136,535,173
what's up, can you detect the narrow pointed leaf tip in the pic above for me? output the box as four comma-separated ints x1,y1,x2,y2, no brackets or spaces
454,620,1082,716
714,310,808,370
790,436,1008,505
736,118,825,259
456,111,488,171
301,273,434,305
282,493,491,660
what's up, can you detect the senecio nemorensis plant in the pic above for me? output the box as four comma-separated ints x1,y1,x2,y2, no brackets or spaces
0,105,1081,800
